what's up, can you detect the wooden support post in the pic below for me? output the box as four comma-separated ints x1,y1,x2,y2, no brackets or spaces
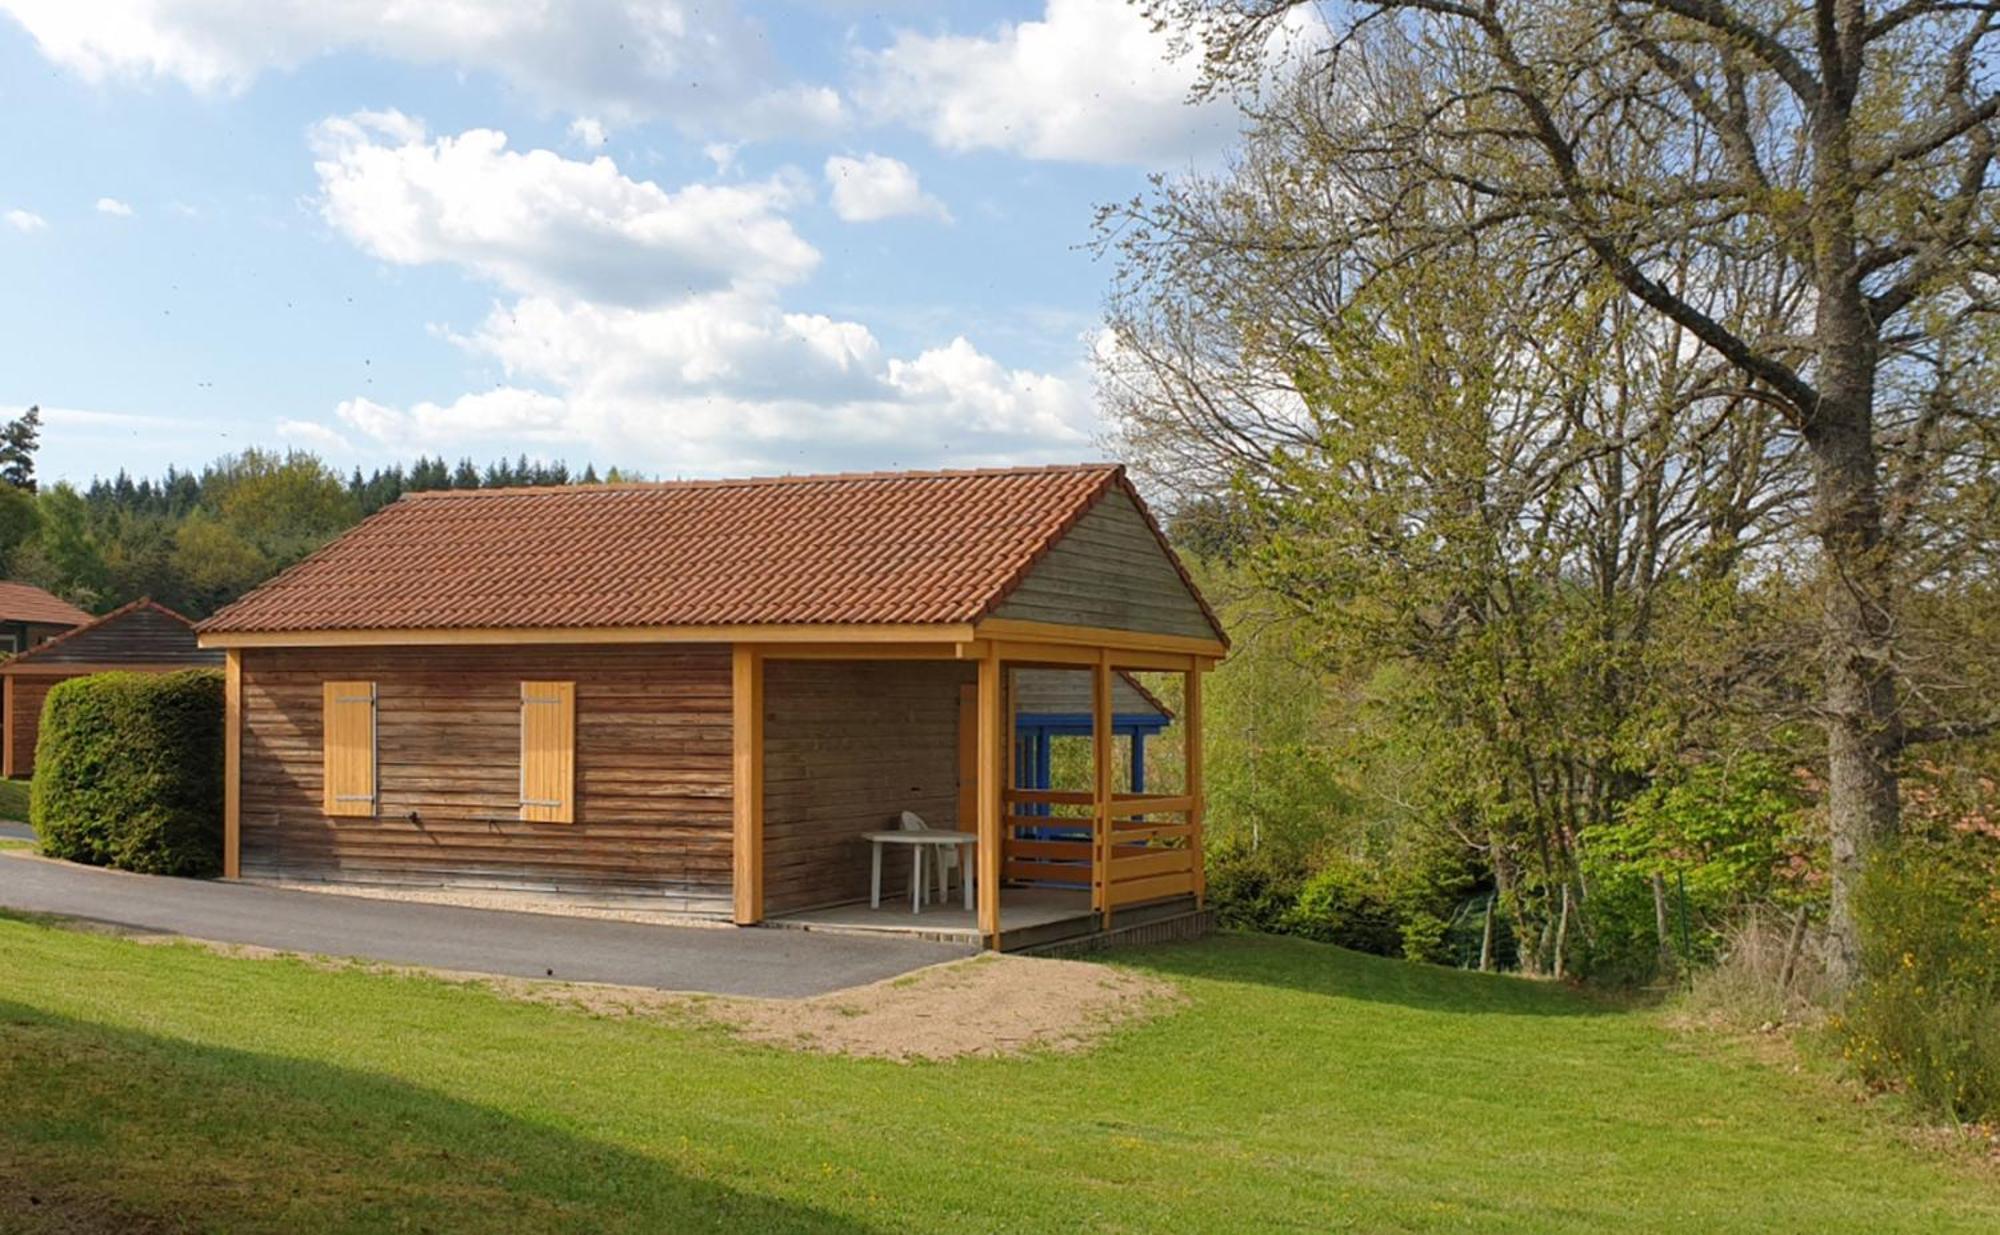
1187,663,1205,907
976,648,1005,946
1093,651,1113,930
224,649,242,879
731,644,765,925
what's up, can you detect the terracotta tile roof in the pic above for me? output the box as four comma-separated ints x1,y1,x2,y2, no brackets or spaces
0,581,92,627
201,464,1214,636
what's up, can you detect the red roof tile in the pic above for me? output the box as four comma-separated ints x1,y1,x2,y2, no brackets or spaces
200,464,1205,636
0,581,92,627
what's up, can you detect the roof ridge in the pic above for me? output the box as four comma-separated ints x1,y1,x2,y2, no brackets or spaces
393,461,1122,501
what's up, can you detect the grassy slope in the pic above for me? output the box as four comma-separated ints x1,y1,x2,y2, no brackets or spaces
0,919,1992,1233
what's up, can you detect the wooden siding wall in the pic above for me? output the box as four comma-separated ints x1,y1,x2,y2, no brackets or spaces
26,606,221,666
238,644,734,907
7,674,62,776
991,489,1217,640
762,659,974,914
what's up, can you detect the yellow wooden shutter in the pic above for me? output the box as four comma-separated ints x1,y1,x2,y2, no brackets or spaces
520,681,575,823
322,681,377,816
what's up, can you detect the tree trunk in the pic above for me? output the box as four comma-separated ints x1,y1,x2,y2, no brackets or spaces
1478,894,1496,972
1805,282,1902,994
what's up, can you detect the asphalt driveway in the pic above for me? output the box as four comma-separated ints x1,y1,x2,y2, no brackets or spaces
0,853,971,998
0,821,32,841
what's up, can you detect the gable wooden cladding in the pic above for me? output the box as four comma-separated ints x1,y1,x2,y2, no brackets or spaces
990,489,1220,643
15,603,220,667
519,681,575,823
238,644,733,905
321,681,377,816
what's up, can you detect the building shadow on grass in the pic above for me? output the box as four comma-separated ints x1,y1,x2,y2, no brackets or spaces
0,999,874,1234
1105,930,1621,1017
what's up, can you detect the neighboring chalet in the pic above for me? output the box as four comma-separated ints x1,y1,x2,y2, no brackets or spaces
0,581,91,656
1,598,224,778
196,464,1228,950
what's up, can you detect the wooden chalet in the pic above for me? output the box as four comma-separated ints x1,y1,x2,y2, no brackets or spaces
0,581,91,657
196,464,1227,950
1,597,222,778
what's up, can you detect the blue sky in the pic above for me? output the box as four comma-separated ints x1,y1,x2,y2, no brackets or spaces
0,0,1253,484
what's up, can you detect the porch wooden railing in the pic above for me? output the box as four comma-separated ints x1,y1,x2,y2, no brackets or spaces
1001,788,1199,914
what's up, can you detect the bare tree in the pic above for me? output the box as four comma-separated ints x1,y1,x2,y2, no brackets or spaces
1138,0,2000,986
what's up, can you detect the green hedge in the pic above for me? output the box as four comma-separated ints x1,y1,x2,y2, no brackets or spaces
31,669,225,876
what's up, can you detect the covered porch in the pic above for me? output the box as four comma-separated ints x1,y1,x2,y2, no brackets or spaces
732,627,1214,951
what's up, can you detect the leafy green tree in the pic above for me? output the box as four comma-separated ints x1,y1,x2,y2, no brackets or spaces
1153,0,2000,988
0,484,40,577
26,483,110,607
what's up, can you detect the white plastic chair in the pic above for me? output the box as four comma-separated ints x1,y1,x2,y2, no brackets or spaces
899,810,957,904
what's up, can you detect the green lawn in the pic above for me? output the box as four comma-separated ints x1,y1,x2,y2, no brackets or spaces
0,776,28,822
0,916,1992,1232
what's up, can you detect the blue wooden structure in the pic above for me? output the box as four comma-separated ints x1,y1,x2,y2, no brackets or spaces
1011,668,1171,808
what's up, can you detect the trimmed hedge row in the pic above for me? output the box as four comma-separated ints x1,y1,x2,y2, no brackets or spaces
31,669,225,876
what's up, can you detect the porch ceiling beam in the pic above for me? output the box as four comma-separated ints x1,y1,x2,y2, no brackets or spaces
973,617,1226,659
198,622,980,650
755,641,980,661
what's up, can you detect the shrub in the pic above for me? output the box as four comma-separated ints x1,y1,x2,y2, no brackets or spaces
1283,856,1402,956
31,669,225,876
1398,910,1451,964
1840,834,2000,1123
1206,836,1308,935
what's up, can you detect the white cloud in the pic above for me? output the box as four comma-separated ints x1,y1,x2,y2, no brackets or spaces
824,153,950,223
567,117,608,149
274,418,351,452
287,108,1096,474
0,0,845,137
332,294,1095,473
94,196,134,216
311,112,819,305
854,0,1239,166
5,208,47,232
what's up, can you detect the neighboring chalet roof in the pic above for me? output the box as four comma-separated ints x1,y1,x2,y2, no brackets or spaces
1014,668,1173,723
198,464,1228,644
2,597,223,670
0,581,91,628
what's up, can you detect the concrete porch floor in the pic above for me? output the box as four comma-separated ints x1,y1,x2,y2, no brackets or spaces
770,885,1094,943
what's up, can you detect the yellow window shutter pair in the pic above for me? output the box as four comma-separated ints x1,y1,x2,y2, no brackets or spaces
519,681,576,824
321,680,575,823
322,681,377,816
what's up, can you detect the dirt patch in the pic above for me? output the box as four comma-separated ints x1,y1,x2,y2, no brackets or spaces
705,954,1181,1061
468,953,1183,1061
